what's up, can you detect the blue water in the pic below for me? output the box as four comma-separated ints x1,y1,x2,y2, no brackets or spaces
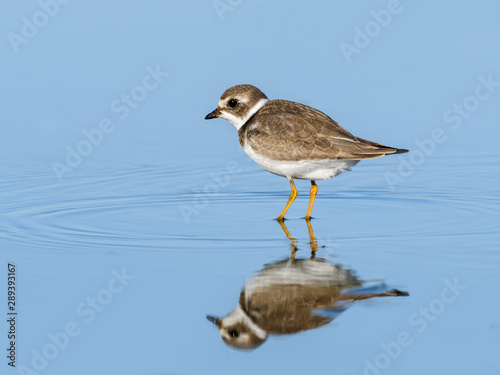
2,153,499,374
2,1,500,374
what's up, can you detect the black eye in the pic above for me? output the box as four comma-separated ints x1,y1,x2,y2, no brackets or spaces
228,99,239,108
229,330,239,338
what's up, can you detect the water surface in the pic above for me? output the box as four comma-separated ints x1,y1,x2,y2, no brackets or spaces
1,154,499,374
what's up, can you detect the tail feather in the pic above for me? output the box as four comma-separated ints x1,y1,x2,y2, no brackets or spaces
393,148,409,154
387,289,410,297
355,136,409,156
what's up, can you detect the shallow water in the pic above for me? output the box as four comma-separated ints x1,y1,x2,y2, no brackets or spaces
1,153,499,374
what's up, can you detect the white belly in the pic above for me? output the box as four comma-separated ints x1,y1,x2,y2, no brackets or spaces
243,143,359,180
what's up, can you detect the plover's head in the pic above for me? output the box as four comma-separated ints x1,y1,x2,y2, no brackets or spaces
206,303,268,350
205,84,269,130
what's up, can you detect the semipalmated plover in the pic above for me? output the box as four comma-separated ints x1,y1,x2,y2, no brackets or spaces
206,221,409,350
205,84,408,220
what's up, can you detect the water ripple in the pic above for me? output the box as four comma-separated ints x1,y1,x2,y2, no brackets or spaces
1,155,499,257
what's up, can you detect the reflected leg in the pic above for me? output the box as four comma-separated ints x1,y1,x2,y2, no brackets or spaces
278,220,298,262
305,217,318,256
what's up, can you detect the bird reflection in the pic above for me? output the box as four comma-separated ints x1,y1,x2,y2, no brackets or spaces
207,220,409,350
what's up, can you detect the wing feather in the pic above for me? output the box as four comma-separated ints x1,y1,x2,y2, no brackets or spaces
240,100,406,161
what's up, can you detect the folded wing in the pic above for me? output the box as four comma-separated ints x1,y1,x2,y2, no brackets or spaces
242,100,408,161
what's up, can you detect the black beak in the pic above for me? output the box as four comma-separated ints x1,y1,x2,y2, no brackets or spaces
205,108,220,120
206,315,221,327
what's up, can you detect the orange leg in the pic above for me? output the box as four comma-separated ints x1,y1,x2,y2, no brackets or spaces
305,181,317,220
277,178,297,221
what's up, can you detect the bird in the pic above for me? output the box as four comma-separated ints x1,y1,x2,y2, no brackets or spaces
206,219,409,350
207,256,408,350
205,84,408,220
